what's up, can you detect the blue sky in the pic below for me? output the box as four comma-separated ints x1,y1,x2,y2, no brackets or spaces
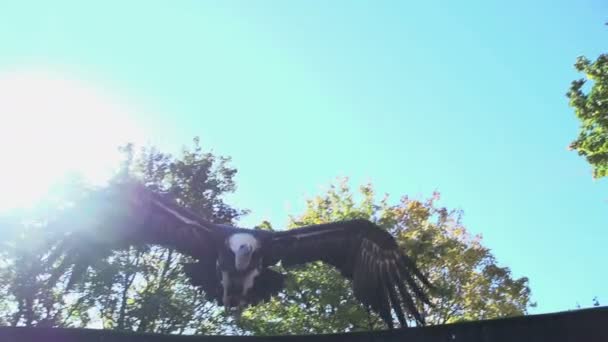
1,0,607,316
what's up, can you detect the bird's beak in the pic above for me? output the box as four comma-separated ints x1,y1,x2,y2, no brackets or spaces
235,245,253,271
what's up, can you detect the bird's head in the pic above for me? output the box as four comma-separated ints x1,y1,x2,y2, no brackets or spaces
222,233,261,272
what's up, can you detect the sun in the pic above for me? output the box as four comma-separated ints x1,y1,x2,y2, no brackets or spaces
0,67,146,211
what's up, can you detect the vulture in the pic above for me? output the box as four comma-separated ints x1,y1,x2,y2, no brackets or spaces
45,180,434,329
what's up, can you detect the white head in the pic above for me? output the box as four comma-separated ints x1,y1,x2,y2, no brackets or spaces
228,233,259,271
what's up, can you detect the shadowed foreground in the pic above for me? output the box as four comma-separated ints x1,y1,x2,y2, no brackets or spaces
0,306,606,342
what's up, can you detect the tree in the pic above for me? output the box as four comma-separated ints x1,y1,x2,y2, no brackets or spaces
238,178,534,335
0,173,92,327
0,137,247,334
566,53,608,178
1,141,534,335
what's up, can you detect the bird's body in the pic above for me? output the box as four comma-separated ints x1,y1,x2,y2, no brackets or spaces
48,181,434,329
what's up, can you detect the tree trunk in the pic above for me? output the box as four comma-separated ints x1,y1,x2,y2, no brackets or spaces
117,248,142,331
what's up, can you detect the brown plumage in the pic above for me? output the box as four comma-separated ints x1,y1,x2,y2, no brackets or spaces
45,180,434,329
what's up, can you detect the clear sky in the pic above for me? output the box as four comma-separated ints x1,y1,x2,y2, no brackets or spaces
1,0,606,316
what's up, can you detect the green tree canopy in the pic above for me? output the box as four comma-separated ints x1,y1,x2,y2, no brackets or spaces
0,141,534,335
0,137,246,334
238,179,534,335
567,53,608,178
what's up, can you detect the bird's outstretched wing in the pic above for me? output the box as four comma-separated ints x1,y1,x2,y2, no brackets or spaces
266,219,434,328
44,180,225,292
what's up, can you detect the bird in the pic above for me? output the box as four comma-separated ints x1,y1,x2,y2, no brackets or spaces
44,180,434,329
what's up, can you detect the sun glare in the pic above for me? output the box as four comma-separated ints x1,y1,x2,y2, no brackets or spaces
0,68,145,211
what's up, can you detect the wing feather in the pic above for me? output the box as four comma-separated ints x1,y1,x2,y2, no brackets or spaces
391,260,425,325
396,256,432,306
382,262,406,327
372,259,392,329
268,218,433,328
44,180,225,289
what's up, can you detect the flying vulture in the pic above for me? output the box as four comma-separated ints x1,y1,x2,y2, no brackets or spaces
45,180,434,329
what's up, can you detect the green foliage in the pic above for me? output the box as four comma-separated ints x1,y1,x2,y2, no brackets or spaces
0,137,245,334
567,53,608,178
239,178,534,335
0,139,534,335
0,174,91,327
